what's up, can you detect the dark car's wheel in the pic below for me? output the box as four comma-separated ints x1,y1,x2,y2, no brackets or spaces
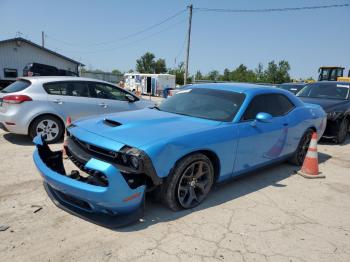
289,129,313,166
334,118,349,144
161,153,214,211
29,115,64,144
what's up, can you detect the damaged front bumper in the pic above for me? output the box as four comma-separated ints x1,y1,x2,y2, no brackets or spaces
32,135,146,228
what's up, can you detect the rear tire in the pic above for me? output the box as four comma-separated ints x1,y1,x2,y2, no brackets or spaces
334,118,349,144
289,129,313,166
29,115,64,144
161,153,214,211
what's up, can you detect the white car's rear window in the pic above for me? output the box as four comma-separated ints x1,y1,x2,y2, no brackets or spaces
1,80,31,93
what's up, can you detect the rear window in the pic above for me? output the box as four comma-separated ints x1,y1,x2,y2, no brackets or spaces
1,80,31,93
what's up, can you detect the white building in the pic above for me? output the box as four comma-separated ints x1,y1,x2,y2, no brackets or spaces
124,73,176,96
0,37,83,87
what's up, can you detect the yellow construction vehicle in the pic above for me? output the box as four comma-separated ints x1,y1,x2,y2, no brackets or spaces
318,66,350,82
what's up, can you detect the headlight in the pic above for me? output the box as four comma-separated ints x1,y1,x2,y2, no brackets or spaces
130,156,139,169
118,146,143,172
327,111,343,120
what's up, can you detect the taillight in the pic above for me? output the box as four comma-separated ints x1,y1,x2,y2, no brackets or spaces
28,71,34,77
3,95,32,104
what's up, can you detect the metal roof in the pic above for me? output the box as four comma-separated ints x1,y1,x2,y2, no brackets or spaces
0,37,84,66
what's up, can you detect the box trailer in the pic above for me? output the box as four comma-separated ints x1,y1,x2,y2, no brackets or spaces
124,73,176,96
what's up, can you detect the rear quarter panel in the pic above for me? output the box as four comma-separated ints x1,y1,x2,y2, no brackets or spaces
288,103,326,152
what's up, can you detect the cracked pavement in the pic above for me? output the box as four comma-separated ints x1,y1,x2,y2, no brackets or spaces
0,129,349,262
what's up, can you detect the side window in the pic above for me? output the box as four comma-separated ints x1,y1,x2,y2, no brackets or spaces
242,94,294,121
68,82,89,97
89,83,128,101
44,81,89,97
242,95,269,121
274,94,295,115
44,82,67,95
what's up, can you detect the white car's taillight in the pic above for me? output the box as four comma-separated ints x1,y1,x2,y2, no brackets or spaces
3,95,33,104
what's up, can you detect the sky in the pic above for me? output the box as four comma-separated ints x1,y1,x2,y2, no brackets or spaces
1,0,349,79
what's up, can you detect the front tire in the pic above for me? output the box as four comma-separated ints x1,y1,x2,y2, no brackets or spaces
334,118,349,144
289,129,313,166
29,115,64,144
161,153,214,211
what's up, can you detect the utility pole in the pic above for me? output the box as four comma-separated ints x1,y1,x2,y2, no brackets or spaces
41,31,45,47
184,4,193,85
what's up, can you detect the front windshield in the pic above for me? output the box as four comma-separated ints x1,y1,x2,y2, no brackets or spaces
297,83,349,100
158,88,245,122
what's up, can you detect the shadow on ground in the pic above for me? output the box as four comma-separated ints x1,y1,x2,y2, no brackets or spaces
118,152,332,232
319,136,350,146
3,133,33,146
3,133,63,146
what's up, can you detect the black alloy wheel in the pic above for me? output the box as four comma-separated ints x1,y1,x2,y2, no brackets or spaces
177,160,212,209
161,153,214,211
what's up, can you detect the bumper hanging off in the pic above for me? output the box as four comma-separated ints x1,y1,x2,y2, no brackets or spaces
32,135,146,228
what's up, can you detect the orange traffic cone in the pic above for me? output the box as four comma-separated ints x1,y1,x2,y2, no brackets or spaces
297,132,325,179
62,116,71,159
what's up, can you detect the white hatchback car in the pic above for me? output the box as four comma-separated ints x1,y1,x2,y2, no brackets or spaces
0,77,155,143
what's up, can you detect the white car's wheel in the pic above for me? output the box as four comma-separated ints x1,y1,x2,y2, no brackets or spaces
29,115,64,143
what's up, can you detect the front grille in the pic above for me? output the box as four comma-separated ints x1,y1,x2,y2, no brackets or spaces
65,143,109,187
71,135,119,160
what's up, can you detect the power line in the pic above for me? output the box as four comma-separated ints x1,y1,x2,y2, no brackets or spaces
46,8,186,47
194,3,349,13
51,17,187,54
46,35,78,46
174,33,187,65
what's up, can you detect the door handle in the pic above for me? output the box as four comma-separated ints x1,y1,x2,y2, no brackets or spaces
99,103,108,108
283,123,288,126
53,99,63,105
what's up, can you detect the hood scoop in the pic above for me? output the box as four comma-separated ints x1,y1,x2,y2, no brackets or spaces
103,118,122,127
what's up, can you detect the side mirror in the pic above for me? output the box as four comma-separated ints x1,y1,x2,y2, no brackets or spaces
125,93,136,102
256,112,273,123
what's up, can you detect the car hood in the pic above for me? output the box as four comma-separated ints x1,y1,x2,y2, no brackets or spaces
299,97,348,112
73,108,221,148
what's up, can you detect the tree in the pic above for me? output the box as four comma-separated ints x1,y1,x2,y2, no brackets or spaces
206,70,220,81
276,60,291,83
264,61,279,84
230,64,257,82
255,63,264,82
154,58,167,74
220,68,231,81
168,62,189,85
263,60,291,84
111,69,122,75
136,52,156,73
194,70,203,81
135,52,167,74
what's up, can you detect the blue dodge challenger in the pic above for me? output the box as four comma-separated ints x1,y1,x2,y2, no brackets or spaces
33,83,326,227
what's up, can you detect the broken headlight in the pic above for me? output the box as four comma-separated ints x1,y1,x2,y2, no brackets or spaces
118,146,144,172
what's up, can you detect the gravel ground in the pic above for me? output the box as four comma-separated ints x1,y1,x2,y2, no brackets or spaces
0,129,349,262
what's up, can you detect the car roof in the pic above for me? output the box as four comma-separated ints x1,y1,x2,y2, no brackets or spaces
18,76,116,86
309,81,350,85
278,82,306,86
187,82,290,96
